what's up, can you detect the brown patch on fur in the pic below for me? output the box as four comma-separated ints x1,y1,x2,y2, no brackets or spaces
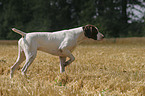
83,25,99,40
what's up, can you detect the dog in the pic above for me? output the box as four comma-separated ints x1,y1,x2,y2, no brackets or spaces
10,25,104,78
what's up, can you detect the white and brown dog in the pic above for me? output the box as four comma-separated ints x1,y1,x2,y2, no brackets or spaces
10,25,104,78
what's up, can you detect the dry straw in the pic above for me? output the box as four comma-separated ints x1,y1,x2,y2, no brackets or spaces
0,37,145,95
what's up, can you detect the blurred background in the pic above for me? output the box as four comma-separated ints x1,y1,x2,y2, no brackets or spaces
0,0,145,40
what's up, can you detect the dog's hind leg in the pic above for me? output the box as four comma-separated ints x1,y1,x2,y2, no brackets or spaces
21,50,37,76
10,45,25,78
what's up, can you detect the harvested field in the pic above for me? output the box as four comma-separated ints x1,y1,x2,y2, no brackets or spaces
0,38,145,95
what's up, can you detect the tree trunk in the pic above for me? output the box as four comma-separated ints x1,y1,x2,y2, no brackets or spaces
121,0,128,23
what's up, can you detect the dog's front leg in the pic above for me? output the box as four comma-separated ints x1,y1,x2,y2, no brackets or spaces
59,40,75,69
60,49,75,67
59,56,66,73
64,53,75,67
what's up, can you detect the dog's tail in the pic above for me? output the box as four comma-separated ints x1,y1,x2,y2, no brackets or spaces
12,28,26,37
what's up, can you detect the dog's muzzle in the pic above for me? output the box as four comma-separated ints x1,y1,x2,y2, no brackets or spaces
97,32,104,40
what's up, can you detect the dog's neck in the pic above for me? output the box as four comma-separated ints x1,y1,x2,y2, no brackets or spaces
74,27,88,44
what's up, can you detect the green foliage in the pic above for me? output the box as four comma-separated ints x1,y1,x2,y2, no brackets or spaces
0,0,144,39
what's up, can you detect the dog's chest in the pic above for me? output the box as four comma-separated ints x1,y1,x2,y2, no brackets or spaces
38,44,76,56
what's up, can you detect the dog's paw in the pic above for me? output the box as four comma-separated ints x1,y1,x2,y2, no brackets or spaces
64,61,70,67
21,72,26,76
10,70,13,79
60,66,65,73
10,74,13,79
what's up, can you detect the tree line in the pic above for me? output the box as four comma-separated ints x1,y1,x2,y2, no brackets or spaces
0,0,145,39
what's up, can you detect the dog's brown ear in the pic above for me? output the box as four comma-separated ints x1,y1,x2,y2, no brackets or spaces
83,25,99,40
83,25,92,38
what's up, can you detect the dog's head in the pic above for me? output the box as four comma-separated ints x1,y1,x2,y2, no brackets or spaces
83,25,104,40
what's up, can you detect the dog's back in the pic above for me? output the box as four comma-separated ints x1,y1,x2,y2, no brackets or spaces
14,27,83,56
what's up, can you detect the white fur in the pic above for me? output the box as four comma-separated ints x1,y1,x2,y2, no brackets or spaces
10,26,103,78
